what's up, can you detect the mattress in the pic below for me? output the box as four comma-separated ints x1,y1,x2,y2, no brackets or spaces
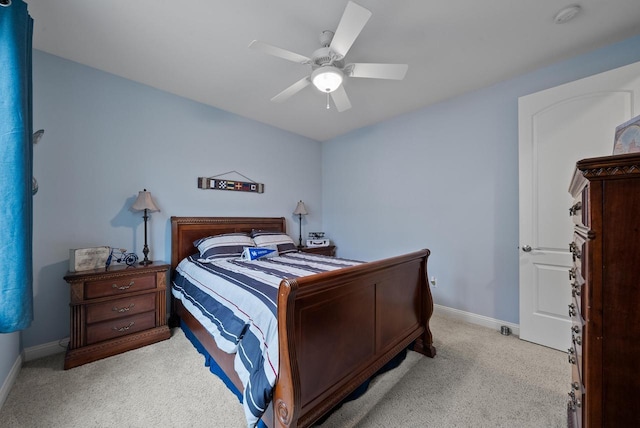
172,252,361,426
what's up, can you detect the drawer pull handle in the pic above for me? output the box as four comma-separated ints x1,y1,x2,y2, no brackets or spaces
571,280,581,295
568,267,576,280
568,201,582,216
568,242,581,260
568,303,577,317
571,325,580,334
572,334,582,346
572,382,580,391
567,398,581,411
112,321,135,332
112,280,135,291
567,391,582,410
112,303,135,313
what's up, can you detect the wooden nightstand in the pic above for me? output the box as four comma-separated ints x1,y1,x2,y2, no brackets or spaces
299,245,336,257
63,262,171,369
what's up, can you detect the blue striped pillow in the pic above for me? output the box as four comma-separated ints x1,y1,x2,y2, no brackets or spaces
251,231,297,254
194,233,255,260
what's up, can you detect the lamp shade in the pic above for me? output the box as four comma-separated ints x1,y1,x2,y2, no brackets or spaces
131,189,160,212
293,200,308,216
311,66,344,93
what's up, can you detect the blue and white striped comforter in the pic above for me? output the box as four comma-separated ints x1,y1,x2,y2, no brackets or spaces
172,252,361,427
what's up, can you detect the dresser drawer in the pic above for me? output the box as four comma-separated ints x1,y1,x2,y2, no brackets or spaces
570,271,584,301
568,342,584,428
568,390,583,428
85,273,156,299
571,358,584,394
86,311,156,345
570,294,584,324
86,293,156,324
569,199,583,226
571,327,584,382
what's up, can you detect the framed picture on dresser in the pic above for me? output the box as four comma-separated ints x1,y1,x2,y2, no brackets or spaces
613,114,640,154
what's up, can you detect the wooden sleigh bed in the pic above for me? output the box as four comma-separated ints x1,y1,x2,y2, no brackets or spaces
169,216,436,427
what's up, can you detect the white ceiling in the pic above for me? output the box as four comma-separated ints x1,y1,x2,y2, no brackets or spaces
24,0,640,142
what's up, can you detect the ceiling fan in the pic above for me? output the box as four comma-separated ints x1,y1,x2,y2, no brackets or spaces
248,1,408,112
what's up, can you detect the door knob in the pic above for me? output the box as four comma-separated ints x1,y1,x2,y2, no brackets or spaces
522,245,532,252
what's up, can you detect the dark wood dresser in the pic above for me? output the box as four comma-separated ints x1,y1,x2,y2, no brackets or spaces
567,152,640,427
63,262,171,369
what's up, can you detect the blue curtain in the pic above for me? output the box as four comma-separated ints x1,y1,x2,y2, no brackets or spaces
0,0,34,333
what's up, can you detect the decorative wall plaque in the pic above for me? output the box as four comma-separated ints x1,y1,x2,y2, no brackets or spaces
197,171,264,194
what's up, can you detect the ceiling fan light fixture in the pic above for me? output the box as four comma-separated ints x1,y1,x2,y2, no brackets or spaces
311,66,344,93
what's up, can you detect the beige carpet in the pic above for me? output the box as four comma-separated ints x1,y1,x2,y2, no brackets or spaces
0,313,569,427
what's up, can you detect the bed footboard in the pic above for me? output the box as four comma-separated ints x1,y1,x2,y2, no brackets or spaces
274,249,435,428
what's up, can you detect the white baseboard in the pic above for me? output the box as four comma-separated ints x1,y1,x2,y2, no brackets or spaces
1,338,69,411
23,337,68,362
434,304,520,337
0,353,22,410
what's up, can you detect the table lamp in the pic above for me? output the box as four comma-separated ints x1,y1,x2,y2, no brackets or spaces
293,200,308,249
131,189,160,265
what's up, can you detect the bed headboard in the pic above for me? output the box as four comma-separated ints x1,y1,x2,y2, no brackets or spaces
170,216,287,270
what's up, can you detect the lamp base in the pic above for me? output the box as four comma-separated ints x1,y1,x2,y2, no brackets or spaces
140,241,152,266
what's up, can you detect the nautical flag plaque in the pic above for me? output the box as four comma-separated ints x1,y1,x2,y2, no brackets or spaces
198,177,264,193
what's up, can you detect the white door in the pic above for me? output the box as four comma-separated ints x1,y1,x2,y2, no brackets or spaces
518,61,640,351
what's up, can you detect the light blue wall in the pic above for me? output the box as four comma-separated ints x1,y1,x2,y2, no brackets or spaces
322,34,640,324
2,34,640,396
23,51,321,349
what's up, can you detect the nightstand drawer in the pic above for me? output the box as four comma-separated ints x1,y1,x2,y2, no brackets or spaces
86,311,156,345
85,273,156,299
86,293,156,324
300,245,336,256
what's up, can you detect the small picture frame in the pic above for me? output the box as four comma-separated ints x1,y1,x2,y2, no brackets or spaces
613,114,640,155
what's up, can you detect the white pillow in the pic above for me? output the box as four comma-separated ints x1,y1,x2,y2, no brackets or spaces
251,232,297,254
194,233,255,260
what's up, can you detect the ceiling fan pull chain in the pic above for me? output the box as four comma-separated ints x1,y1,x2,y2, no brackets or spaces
326,92,331,110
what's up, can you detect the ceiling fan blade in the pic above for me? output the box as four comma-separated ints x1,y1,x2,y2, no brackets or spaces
329,1,372,59
249,40,311,64
330,85,352,112
271,76,311,103
348,63,408,80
